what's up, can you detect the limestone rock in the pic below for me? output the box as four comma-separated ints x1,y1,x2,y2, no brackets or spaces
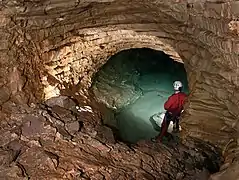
21,115,44,139
0,102,224,179
18,147,58,177
96,125,116,144
51,105,76,123
45,95,77,110
0,87,11,105
65,121,80,135
0,163,25,179
45,96,68,108
0,0,238,179
8,67,26,95
0,149,16,166
6,140,23,152
0,131,19,147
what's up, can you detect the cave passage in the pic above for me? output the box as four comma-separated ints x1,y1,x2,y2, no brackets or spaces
92,48,189,143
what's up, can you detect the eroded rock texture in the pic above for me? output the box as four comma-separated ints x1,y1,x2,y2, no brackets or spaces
0,0,239,179
92,51,142,110
0,96,222,180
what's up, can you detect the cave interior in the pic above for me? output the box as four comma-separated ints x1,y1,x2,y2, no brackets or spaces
92,48,189,143
1,0,239,179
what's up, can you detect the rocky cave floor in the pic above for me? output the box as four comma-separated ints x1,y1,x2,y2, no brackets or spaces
0,95,222,180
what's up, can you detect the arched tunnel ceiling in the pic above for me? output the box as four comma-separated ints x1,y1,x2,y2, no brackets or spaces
0,0,239,179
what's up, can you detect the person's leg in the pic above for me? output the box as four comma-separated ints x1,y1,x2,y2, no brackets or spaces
173,117,180,133
176,117,179,130
156,114,170,142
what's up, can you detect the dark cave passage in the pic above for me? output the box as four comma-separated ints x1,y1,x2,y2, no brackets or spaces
92,48,189,143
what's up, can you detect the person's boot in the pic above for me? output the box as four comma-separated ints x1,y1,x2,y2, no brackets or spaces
155,123,168,142
173,119,180,133
151,131,164,142
151,137,162,142
151,116,169,143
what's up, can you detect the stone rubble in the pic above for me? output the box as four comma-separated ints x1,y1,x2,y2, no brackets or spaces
0,95,222,179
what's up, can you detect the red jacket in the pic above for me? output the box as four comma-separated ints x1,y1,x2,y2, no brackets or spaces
164,92,187,116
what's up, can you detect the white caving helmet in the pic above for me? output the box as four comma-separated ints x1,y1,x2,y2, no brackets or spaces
173,80,183,91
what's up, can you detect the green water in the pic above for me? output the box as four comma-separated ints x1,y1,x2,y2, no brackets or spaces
94,48,189,143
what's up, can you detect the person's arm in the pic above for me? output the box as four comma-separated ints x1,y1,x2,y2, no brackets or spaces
179,93,187,113
181,93,188,109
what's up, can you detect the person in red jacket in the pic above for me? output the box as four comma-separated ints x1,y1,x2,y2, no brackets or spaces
155,80,187,142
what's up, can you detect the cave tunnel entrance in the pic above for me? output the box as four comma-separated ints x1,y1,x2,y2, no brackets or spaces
91,48,189,144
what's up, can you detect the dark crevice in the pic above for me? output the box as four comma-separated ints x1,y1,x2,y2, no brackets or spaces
16,162,30,179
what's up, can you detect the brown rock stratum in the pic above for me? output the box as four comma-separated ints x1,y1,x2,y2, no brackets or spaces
0,0,239,179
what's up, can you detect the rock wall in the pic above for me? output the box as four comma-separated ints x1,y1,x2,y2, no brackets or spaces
92,49,142,110
0,0,239,179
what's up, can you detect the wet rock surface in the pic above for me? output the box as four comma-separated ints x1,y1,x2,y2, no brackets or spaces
92,49,188,112
0,96,222,180
92,49,188,143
